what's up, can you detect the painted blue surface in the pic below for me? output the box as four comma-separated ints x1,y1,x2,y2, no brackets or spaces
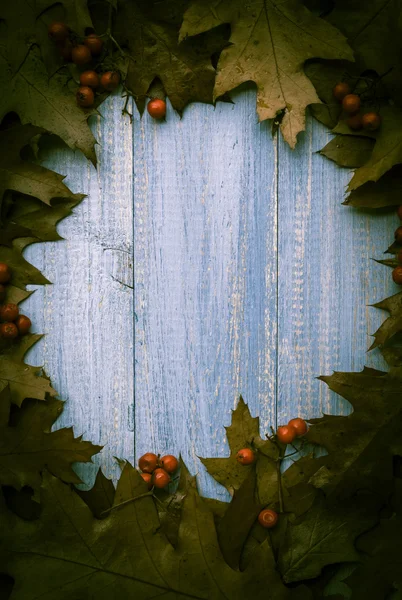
24,86,398,498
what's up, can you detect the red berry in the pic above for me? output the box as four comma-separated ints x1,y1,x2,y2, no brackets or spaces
392,266,402,285
236,448,255,466
342,94,361,114
138,452,158,474
362,112,381,131
152,468,170,489
0,322,18,339
79,70,100,89
48,21,69,42
288,418,308,437
140,472,153,490
76,86,95,108
71,45,92,66
0,263,11,284
258,509,278,529
276,425,296,444
332,82,351,102
15,315,31,335
0,303,19,322
395,226,402,245
147,98,166,119
159,455,179,474
0,285,6,302
84,34,103,56
346,114,363,131
397,206,402,221
100,71,120,91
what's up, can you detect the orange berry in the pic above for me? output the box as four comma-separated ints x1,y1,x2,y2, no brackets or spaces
362,112,381,131
332,82,351,102
84,34,103,56
15,315,31,335
342,94,361,114
0,322,18,339
346,114,363,131
395,226,402,245
147,98,166,119
79,70,100,89
100,71,120,91
159,455,179,474
236,448,255,466
258,509,278,529
76,86,95,108
0,263,11,284
71,45,92,66
48,21,69,42
0,303,19,322
152,468,170,489
138,453,158,473
140,472,153,490
276,425,296,444
288,418,308,437
392,266,402,285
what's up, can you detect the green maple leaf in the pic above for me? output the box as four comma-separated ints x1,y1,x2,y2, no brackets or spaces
180,0,353,147
319,135,375,168
111,0,228,112
369,292,402,350
343,165,402,208
0,386,102,495
0,464,312,600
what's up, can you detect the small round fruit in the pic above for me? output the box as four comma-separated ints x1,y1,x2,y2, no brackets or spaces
79,70,100,89
276,425,296,444
236,448,255,466
0,285,6,302
346,114,363,131
0,322,18,339
0,303,19,322
397,206,402,221
71,45,92,66
332,82,351,102
392,266,402,285
15,315,31,335
152,468,170,489
138,452,158,473
342,94,361,114
0,262,11,283
258,509,278,529
395,226,402,245
288,418,308,437
140,472,153,490
76,86,95,108
362,112,381,131
48,21,69,42
84,34,103,56
159,455,179,474
100,71,120,91
147,98,166,119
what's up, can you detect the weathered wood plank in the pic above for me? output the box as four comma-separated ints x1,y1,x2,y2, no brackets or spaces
133,87,278,499
23,93,134,487
277,117,397,427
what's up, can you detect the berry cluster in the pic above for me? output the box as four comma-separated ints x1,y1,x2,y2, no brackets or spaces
48,21,120,109
393,207,402,284
333,82,381,132
276,417,308,444
138,452,179,490
0,263,31,339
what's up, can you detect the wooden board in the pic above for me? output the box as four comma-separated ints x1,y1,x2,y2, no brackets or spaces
25,85,398,497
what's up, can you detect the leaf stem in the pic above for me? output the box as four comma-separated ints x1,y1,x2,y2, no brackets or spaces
100,491,154,515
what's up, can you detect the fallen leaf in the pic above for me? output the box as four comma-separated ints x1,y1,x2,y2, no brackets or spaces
76,469,115,519
370,292,402,349
180,0,353,147
319,135,374,168
343,165,402,208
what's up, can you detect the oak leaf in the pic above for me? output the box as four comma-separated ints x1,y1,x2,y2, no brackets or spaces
319,135,374,168
343,165,402,208
180,0,353,147
369,292,402,350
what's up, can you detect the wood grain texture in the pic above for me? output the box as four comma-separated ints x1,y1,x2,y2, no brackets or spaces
24,86,397,499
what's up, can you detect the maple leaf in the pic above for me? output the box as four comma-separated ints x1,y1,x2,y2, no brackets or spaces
369,292,402,350
319,135,375,168
343,165,402,208
0,386,102,495
0,48,97,164
0,465,312,600
111,0,228,112
180,0,353,147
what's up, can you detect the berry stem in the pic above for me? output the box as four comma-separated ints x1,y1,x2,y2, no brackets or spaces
100,490,154,515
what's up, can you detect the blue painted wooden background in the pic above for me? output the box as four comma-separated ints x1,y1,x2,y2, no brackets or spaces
23,86,398,500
